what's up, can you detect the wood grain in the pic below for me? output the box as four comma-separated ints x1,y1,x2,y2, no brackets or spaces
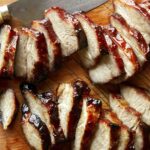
0,0,150,149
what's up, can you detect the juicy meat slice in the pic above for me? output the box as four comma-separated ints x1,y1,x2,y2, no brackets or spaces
89,33,124,84
121,85,150,126
103,110,134,150
105,26,140,82
73,97,101,150
0,89,17,130
45,7,86,56
32,19,62,70
74,13,106,68
113,0,150,44
20,83,65,145
90,119,120,150
22,104,50,150
111,14,149,65
14,28,29,78
57,80,90,140
109,93,147,150
26,28,49,82
0,25,18,77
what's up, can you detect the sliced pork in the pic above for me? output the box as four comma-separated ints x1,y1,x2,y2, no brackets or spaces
73,97,101,150
45,7,86,56
109,93,148,150
105,26,140,82
0,89,17,130
22,104,50,150
103,110,134,150
111,14,149,65
32,19,62,70
121,85,150,126
20,83,65,146
0,25,18,77
57,80,90,140
113,0,150,44
90,119,120,150
74,13,106,68
89,33,124,84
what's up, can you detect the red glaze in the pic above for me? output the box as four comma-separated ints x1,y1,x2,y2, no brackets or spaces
105,26,140,71
103,31,124,73
32,19,62,69
111,14,149,56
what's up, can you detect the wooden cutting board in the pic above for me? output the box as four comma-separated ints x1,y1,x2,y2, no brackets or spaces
0,0,150,149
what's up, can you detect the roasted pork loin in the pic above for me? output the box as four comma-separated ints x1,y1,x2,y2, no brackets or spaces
121,85,150,126
0,25,18,78
113,0,150,44
109,93,149,150
111,14,149,66
21,83,65,146
103,110,134,150
74,13,106,68
90,119,120,150
57,80,90,140
73,97,101,150
45,7,86,56
0,89,17,130
32,19,62,70
22,104,50,150
89,33,124,84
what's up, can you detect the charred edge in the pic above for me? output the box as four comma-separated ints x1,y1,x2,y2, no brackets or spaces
111,14,149,56
37,91,66,144
67,80,91,140
127,131,136,150
80,98,101,149
20,82,36,93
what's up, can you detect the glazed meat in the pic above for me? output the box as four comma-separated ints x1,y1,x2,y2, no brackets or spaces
32,19,62,70
109,93,148,150
113,0,150,44
103,110,134,150
89,33,124,84
73,97,101,150
74,13,106,68
121,85,150,126
14,28,29,78
0,89,17,130
111,14,149,66
105,26,140,82
45,7,86,56
0,25,18,77
22,104,50,150
90,119,120,150
20,83,65,145
57,80,90,140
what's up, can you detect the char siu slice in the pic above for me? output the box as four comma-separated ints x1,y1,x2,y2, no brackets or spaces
22,104,50,150
57,80,90,140
26,29,49,82
111,14,149,65
113,0,150,44
32,19,62,70
105,27,139,82
15,28,29,78
20,83,65,145
139,1,150,15
103,110,134,150
73,97,101,150
74,13,106,68
89,33,124,84
90,119,120,150
121,85,150,126
109,93,147,150
0,89,17,130
0,25,18,77
45,7,86,57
